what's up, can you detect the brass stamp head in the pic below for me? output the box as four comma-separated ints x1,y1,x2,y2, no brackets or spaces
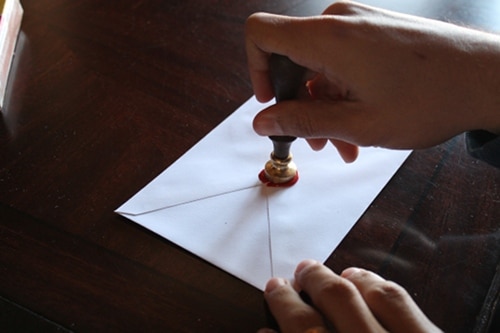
259,135,299,187
263,152,297,184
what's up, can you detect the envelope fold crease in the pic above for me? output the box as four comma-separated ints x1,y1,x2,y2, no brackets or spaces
116,96,411,291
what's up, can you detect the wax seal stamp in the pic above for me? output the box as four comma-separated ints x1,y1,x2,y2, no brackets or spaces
258,54,306,187
259,136,298,186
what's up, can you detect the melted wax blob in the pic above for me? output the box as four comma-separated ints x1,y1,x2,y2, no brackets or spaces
258,170,299,187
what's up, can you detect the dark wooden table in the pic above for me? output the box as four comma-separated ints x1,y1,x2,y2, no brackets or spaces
1,1,499,332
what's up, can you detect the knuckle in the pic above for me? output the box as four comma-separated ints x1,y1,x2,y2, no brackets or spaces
298,263,354,298
316,278,358,302
245,13,262,35
323,1,359,15
245,12,274,37
364,280,409,306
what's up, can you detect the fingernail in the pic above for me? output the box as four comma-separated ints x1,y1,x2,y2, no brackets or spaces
295,259,319,275
265,277,286,293
341,267,361,278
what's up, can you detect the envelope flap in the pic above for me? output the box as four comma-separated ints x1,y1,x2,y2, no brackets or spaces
116,97,271,216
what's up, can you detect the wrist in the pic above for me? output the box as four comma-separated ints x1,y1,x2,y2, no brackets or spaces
470,35,500,135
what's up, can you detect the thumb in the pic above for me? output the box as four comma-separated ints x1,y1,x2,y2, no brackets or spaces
253,100,362,162
253,99,363,142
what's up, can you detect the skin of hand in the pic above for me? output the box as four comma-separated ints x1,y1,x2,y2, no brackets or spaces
245,1,500,163
257,260,442,333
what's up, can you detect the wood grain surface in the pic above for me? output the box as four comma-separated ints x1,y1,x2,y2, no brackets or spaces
1,1,499,332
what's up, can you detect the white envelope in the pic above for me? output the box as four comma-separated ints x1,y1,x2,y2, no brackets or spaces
116,96,411,290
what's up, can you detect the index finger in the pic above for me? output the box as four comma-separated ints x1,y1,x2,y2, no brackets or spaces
244,13,328,102
244,1,368,103
244,13,290,102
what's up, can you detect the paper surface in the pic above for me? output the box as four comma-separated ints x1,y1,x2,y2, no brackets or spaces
116,96,411,290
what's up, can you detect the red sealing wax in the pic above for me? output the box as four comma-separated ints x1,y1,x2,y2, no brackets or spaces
258,170,299,187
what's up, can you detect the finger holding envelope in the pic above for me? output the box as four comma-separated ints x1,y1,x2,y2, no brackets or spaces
292,260,387,333
260,259,443,333
260,260,387,333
